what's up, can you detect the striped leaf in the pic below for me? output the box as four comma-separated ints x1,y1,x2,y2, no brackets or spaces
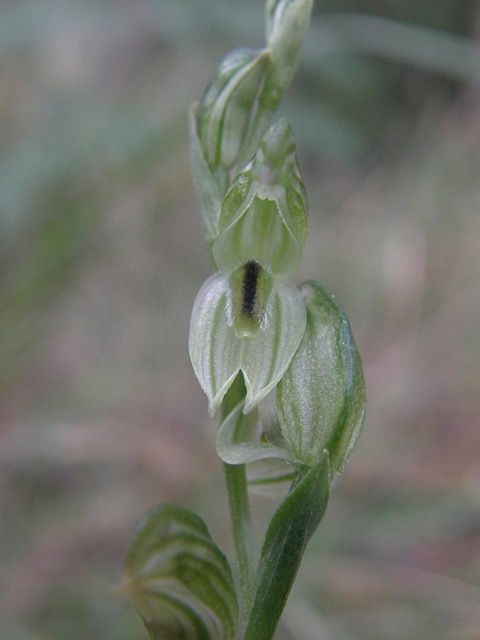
122,504,238,640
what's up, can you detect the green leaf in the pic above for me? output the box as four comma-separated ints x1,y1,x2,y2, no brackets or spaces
122,504,238,640
189,272,306,414
213,119,308,283
243,454,330,640
277,281,366,471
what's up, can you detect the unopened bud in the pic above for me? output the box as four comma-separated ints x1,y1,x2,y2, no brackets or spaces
196,48,270,170
265,0,314,98
276,281,366,472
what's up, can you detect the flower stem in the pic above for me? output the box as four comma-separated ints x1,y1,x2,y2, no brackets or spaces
220,374,255,623
224,461,255,620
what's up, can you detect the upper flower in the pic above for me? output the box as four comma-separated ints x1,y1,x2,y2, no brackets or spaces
213,118,308,286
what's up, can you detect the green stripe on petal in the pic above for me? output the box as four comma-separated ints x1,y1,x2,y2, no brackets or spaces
189,273,306,414
228,261,274,338
122,504,238,640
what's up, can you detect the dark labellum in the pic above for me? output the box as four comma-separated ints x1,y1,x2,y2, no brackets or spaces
242,260,260,317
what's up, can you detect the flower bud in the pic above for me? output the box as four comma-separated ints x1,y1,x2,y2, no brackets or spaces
265,0,314,98
196,48,270,170
213,118,308,284
276,281,366,472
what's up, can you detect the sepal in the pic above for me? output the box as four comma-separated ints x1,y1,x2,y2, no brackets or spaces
189,103,227,244
246,458,296,498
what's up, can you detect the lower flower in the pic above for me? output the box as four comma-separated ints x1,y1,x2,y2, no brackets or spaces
189,272,306,414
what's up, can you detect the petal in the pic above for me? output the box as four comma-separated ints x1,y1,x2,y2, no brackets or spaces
241,281,306,412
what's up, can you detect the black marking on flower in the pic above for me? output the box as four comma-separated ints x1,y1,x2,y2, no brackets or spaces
242,260,260,317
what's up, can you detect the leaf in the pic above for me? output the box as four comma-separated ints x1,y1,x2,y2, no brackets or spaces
243,454,330,640
122,504,238,640
189,273,306,414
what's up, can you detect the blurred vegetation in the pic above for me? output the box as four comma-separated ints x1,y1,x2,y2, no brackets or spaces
1,1,479,639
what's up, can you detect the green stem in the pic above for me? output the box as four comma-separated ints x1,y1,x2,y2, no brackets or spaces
224,461,255,619
220,374,255,624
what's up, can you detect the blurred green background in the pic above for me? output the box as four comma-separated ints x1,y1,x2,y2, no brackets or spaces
1,1,480,639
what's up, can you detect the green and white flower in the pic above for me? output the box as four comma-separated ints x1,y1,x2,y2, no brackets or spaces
213,119,308,284
189,272,306,414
